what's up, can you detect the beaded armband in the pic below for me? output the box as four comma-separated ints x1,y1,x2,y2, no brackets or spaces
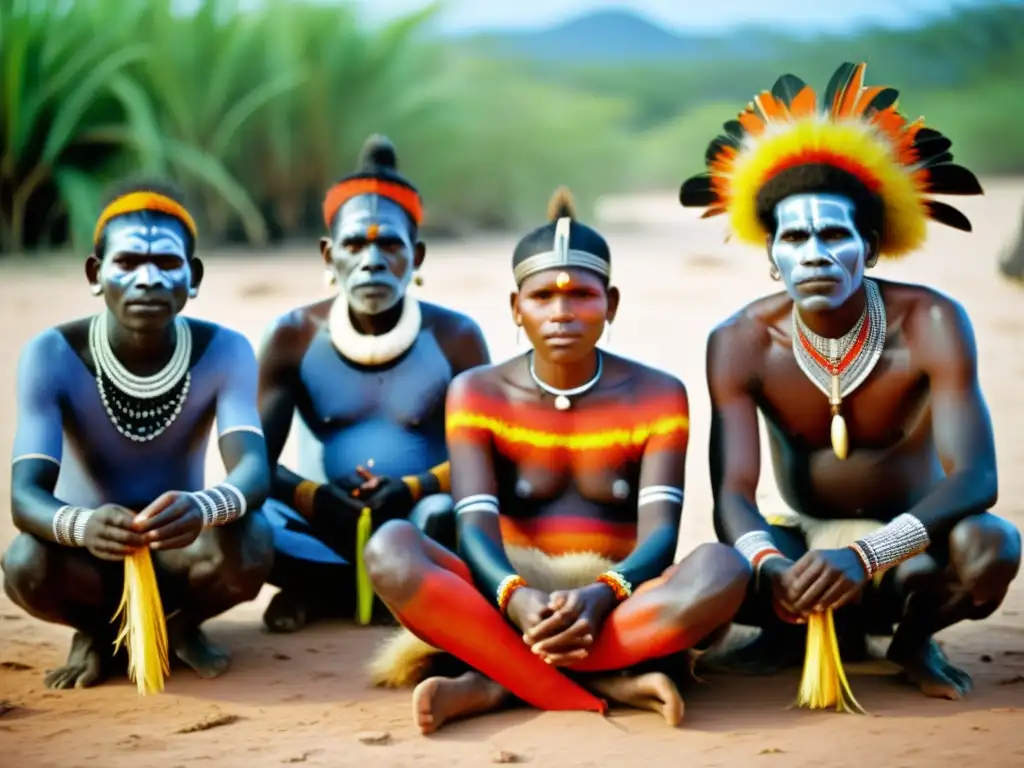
734,530,784,571
191,483,248,527
496,574,527,614
850,513,930,579
596,571,633,601
52,505,93,547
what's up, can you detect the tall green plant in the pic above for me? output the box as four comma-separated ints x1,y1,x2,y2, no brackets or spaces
0,0,164,252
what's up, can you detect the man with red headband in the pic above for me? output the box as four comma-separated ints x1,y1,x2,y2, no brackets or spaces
2,178,274,689
680,62,1021,699
259,134,490,633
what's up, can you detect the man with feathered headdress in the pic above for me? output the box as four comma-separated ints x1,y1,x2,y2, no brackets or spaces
681,62,1021,699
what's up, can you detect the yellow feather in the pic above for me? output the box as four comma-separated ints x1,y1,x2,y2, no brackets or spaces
112,548,170,695
726,119,929,259
794,609,867,714
355,506,373,625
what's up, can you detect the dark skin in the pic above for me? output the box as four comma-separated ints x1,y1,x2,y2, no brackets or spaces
258,225,489,631
366,267,751,731
708,270,1022,699
2,234,273,688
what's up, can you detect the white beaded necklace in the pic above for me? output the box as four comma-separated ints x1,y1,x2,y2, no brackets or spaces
89,312,192,442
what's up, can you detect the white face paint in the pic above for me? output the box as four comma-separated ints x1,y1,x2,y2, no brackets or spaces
99,220,192,295
770,193,868,312
327,195,415,315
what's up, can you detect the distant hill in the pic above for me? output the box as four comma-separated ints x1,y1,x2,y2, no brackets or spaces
456,10,790,63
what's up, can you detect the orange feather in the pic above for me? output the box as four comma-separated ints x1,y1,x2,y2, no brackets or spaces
739,109,765,135
834,63,866,117
790,86,817,117
852,86,885,116
755,92,787,122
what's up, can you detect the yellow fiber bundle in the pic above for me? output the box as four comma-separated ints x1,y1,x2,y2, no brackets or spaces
794,609,866,714
355,506,373,625
112,547,170,695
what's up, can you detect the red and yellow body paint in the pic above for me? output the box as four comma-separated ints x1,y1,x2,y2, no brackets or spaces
93,192,198,246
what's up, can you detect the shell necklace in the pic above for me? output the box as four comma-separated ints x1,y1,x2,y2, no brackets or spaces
89,312,192,442
528,349,603,410
791,278,886,459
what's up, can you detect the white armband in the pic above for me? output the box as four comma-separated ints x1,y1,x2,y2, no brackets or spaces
191,483,248,527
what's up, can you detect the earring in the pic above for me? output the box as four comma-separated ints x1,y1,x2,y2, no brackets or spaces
89,284,103,296
515,324,521,345
323,269,336,288
413,271,423,286
188,287,198,299
604,321,613,346
769,265,781,281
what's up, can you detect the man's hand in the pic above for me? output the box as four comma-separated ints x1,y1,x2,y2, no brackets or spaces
133,491,205,551
82,504,147,561
350,466,414,521
525,583,618,666
505,586,554,638
780,548,869,616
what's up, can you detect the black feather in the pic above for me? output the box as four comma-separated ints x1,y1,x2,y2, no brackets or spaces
822,63,857,113
924,164,984,196
705,136,737,165
925,200,973,232
921,151,954,167
861,87,899,115
680,175,719,208
771,74,807,109
723,120,745,141
913,133,953,159
913,128,944,145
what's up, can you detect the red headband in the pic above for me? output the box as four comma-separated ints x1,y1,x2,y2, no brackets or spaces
322,178,424,229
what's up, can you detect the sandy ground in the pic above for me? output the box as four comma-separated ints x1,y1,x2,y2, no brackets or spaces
1,183,1023,767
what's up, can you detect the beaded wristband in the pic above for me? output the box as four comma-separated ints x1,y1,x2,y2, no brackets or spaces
596,571,633,601
735,530,782,568
496,574,527,614
851,513,930,578
191,483,248,527
52,505,92,547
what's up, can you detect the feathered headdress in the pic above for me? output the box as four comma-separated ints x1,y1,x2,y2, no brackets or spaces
679,62,983,258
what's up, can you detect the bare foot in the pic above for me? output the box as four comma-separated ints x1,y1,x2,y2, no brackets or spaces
887,637,973,699
588,672,685,726
44,631,107,689
171,625,232,679
411,672,508,734
263,590,309,634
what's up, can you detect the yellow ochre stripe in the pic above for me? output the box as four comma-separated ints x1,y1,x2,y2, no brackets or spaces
447,412,689,450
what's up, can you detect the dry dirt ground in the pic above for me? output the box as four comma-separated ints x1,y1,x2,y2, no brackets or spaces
1,184,1023,767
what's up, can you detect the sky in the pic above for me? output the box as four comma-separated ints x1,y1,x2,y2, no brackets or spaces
354,0,985,33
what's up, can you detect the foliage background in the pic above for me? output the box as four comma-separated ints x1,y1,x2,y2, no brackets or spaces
1,0,1022,254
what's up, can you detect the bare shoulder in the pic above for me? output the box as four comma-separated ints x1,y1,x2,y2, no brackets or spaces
604,353,689,402
880,279,978,364
20,325,76,369
258,298,332,359
449,360,507,401
706,293,784,377
420,301,484,341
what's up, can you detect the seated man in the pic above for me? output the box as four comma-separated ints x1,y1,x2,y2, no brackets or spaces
1,179,274,689
679,62,1022,699
363,188,751,734
259,134,489,632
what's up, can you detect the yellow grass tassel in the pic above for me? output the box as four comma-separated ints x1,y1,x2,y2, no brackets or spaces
794,609,867,714
355,506,373,625
112,547,170,695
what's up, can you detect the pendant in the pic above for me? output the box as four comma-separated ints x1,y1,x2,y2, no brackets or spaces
831,412,849,460
554,394,571,410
